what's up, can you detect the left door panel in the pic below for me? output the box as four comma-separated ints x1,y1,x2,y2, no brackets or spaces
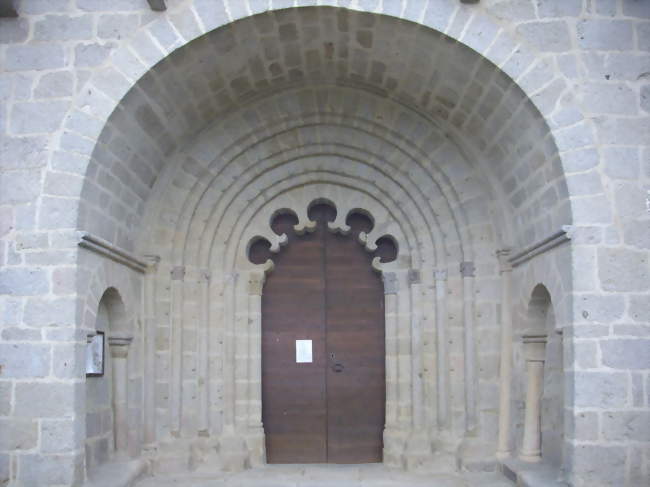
261,221,328,463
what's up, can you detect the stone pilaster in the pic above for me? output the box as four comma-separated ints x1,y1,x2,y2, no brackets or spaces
520,335,547,463
108,336,133,455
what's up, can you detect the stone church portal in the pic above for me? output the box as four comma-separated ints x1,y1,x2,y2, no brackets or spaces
0,3,648,487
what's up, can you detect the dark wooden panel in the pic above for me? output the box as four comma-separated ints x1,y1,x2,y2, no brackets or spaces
262,218,327,464
262,205,385,464
325,227,385,464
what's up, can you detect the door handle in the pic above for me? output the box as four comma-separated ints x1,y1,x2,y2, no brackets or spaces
332,363,344,373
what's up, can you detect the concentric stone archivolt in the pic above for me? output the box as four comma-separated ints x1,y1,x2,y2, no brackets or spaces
140,86,497,275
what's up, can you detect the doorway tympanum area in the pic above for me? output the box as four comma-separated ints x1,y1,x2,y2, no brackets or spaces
257,205,386,464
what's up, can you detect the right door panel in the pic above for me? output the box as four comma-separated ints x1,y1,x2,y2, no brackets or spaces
324,224,385,464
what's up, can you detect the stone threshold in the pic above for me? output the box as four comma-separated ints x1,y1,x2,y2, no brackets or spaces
499,458,568,487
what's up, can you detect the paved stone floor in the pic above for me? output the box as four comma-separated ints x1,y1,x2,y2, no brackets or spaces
135,464,513,487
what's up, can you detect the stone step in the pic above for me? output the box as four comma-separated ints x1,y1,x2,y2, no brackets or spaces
85,458,148,487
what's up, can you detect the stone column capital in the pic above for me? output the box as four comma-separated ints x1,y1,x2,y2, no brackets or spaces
460,261,475,278
247,272,265,295
108,336,133,358
522,334,547,362
382,272,398,295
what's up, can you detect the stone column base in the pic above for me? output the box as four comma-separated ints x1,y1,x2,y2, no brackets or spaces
244,425,266,467
383,427,407,468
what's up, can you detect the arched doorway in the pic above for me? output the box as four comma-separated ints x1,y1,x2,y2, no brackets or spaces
254,203,396,463
69,3,579,480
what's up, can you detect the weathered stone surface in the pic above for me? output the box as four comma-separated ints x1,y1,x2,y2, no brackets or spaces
582,82,638,115
35,71,74,98
570,444,627,486
0,268,49,295
0,418,38,450
601,339,650,369
11,101,69,134
577,20,635,50
598,248,650,292
5,45,66,71
538,0,583,17
34,15,93,41
0,343,50,378
0,18,29,43
0,382,12,415
41,419,84,453
74,42,114,68
17,453,83,486
98,14,140,40
14,382,81,418
602,411,650,441
23,297,76,327
0,169,42,204
574,372,629,408
516,21,572,52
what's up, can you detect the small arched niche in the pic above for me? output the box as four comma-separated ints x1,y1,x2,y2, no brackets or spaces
85,287,132,472
519,284,564,470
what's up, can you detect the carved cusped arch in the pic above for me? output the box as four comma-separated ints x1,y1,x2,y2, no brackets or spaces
243,196,400,280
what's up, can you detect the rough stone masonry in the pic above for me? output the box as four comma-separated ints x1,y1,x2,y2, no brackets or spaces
0,1,648,486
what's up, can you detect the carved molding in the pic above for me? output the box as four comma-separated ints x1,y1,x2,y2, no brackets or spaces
246,199,398,276
78,232,149,273
496,248,513,272
508,227,571,268
460,261,476,278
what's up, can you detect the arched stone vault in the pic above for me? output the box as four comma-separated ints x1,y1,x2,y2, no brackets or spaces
77,7,572,256
72,2,575,479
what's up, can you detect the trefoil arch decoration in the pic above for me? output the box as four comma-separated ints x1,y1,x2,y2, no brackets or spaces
245,199,399,284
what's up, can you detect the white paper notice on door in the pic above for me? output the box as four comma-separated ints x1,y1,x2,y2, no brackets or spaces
296,340,312,363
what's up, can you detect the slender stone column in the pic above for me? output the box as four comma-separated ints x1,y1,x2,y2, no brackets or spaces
409,269,424,430
460,261,477,433
396,271,412,428
247,272,265,466
108,336,133,454
247,272,264,426
143,256,159,445
169,266,185,435
382,272,399,430
381,271,404,468
496,250,513,459
520,335,547,462
198,269,211,434
434,269,449,430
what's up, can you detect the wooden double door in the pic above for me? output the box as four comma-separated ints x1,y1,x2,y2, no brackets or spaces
261,206,385,464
